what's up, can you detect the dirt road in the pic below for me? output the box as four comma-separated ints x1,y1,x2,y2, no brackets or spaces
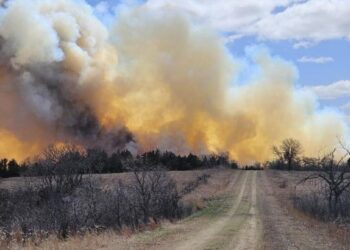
144,170,347,250
173,171,260,250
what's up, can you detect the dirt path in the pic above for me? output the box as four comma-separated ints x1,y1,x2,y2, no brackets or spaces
231,171,258,250
173,171,260,250
152,170,347,250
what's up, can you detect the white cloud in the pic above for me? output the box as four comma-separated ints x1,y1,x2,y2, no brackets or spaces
308,80,350,100
293,41,315,49
223,34,244,44
95,1,110,14
146,0,293,32
252,0,350,41
146,0,350,42
298,56,334,64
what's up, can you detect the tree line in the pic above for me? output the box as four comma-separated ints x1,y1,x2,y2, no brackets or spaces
269,138,350,171
0,147,238,178
0,158,26,178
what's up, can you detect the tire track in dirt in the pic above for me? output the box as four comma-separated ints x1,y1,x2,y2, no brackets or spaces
257,171,296,249
231,171,259,250
174,171,257,250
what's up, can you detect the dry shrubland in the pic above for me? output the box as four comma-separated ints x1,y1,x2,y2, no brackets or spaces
292,147,350,222
0,144,215,247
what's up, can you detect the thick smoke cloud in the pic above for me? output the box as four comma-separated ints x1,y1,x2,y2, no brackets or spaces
0,0,134,159
0,0,348,163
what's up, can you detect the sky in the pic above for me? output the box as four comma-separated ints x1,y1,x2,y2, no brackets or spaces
0,0,348,161
88,0,350,120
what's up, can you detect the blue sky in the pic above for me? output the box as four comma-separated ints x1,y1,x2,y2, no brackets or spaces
87,0,350,116
228,37,350,86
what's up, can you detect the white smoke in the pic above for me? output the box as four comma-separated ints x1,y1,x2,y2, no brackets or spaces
0,0,347,163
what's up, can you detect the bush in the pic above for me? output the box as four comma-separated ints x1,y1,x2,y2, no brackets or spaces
0,144,226,242
243,163,264,170
293,183,350,221
0,150,210,241
27,144,90,195
294,149,350,221
181,173,211,196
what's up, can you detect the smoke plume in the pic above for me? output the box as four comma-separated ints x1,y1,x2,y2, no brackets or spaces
0,0,348,163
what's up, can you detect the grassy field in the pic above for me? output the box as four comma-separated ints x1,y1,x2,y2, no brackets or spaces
2,170,350,249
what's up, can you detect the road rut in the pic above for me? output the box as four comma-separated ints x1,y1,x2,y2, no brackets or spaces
174,171,260,250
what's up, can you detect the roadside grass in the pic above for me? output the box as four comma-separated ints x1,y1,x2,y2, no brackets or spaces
130,191,237,246
188,195,231,219
131,172,243,247
266,170,350,249
132,223,184,247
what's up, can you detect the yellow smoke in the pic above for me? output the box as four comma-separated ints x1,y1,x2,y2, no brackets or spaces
0,1,348,163
0,129,41,161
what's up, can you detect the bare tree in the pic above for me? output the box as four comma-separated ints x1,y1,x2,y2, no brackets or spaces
273,138,302,170
122,158,181,224
29,144,90,195
1,146,213,241
298,147,350,218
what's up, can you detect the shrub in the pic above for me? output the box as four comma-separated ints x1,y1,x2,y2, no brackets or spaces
295,148,350,220
0,161,202,241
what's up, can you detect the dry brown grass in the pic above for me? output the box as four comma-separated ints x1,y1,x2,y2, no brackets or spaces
0,176,31,190
0,169,215,190
0,231,134,250
264,170,350,249
0,169,238,250
6,170,350,249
